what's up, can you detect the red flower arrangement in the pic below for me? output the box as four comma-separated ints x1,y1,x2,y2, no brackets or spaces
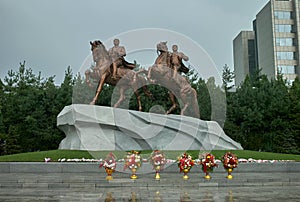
123,150,142,179
177,152,195,179
198,152,218,179
99,152,117,180
222,152,238,169
222,152,238,179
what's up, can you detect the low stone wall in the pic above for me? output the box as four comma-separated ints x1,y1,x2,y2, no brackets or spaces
0,162,299,173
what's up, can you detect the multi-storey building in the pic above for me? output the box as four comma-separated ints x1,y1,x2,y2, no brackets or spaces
234,0,300,86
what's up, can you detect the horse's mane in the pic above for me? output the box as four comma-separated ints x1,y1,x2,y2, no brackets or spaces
93,40,110,61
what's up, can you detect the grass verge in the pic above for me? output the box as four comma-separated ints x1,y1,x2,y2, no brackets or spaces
0,150,299,162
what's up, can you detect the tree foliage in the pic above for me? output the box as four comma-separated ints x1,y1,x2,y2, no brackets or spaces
0,62,299,155
0,62,72,154
224,69,299,153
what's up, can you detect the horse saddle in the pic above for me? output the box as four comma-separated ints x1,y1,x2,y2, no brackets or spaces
179,62,189,74
121,59,135,70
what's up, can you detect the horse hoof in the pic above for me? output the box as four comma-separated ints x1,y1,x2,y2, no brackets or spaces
90,101,95,105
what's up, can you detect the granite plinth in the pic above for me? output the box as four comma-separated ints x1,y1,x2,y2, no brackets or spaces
57,104,243,151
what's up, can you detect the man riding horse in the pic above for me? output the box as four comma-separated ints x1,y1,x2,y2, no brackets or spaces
170,44,189,79
146,41,200,118
86,40,152,111
108,38,135,79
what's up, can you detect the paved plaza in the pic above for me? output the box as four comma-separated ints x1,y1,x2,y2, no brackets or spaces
0,167,299,201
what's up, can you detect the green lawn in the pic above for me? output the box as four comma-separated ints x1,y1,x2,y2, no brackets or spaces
0,150,299,162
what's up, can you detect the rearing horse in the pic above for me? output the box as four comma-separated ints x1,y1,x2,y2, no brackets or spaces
85,40,152,111
146,42,200,118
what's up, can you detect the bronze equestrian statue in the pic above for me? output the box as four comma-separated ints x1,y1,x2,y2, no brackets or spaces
85,40,152,111
146,41,200,118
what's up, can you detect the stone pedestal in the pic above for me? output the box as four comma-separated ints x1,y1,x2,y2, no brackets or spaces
57,104,243,150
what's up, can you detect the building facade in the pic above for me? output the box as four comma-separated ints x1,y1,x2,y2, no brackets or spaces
234,0,300,86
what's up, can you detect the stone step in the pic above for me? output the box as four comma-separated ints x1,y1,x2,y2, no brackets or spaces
0,172,299,189
1,162,299,173
0,170,299,201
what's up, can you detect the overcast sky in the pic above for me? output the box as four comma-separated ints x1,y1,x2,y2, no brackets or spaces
0,0,268,84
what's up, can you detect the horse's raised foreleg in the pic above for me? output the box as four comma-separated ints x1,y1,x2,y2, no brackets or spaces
147,66,156,83
90,73,106,105
114,87,126,108
166,91,178,114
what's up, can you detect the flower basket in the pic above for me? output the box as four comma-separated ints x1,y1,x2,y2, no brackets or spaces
177,152,195,180
198,152,218,179
149,150,167,180
99,152,117,180
123,150,142,179
222,152,238,179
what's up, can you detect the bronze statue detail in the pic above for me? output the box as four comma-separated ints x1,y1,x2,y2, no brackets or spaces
85,40,152,111
146,41,200,118
108,38,135,80
170,44,189,78
85,40,199,119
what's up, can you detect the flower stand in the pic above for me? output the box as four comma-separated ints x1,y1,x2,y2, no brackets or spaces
155,166,161,180
182,168,190,180
222,152,238,180
226,168,233,179
131,168,138,179
198,152,218,180
204,172,211,180
99,152,117,181
124,150,142,180
177,152,194,180
150,150,166,180
105,168,114,180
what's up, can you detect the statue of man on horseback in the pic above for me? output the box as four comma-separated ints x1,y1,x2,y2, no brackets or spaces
85,40,199,119
146,41,200,118
108,38,133,79
85,40,152,111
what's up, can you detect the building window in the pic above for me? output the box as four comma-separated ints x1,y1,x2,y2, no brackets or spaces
274,11,292,19
276,51,294,60
277,65,295,74
275,38,293,46
275,24,292,32
248,39,257,75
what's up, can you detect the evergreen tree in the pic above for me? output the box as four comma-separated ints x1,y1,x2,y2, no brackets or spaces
0,62,75,154
222,64,235,91
289,76,300,153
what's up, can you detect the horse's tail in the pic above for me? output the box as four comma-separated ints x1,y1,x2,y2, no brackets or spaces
85,69,93,88
191,88,200,118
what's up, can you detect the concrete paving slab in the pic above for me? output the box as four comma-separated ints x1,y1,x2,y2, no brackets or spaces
0,163,299,201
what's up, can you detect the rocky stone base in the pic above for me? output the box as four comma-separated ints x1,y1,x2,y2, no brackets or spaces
57,104,243,151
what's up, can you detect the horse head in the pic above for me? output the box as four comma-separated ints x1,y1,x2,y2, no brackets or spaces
156,41,168,53
90,40,103,51
90,40,110,64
